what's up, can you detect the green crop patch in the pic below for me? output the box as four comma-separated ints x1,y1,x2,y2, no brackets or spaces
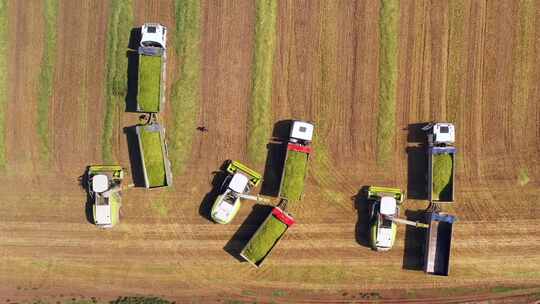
0,0,7,169
243,216,287,264
376,0,399,165
36,0,58,164
169,0,200,176
140,128,166,187
432,154,453,200
247,0,277,166
102,0,133,163
138,55,162,112
280,150,308,201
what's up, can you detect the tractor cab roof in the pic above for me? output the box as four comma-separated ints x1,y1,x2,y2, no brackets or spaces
229,173,249,193
380,196,397,216
92,174,109,193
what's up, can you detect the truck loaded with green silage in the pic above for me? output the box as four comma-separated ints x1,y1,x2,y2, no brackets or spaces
240,205,295,268
278,120,314,201
426,123,456,203
136,123,172,188
137,23,167,113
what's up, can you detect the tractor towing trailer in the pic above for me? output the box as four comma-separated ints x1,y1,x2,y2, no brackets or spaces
137,23,167,113
424,122,456,203
278,120,314,201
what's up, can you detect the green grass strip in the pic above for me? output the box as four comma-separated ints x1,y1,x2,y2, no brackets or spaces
376,0,399,165
432,153,453,200
247,0,277,166
311,1,338,186
243,215,287,264
36,0,58,164
140,127,166,187
138,54,162,112
169,0,201,175
446,0,466,122
0,0,8,169
102,0,133,163
280,150,308,201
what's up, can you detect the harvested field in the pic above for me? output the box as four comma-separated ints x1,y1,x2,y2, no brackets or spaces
1,0,539,303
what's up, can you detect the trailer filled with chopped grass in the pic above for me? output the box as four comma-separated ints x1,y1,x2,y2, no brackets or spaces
137,47,166,113
428,147,455,202
136,123,172,188
240,207,295,268
279,143,311,201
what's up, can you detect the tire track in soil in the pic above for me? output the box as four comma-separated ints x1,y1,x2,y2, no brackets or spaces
51,0,108,176
5,0,43,177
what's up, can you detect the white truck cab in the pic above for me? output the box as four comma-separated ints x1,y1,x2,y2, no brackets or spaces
141,23,167,49
430,123,455,145
290,121,314,143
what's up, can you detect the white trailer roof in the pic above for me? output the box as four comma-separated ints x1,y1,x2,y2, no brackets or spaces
290,121,314,141
229,173,249,193
380,196,397,216
95,203,112,226
92,175,109,193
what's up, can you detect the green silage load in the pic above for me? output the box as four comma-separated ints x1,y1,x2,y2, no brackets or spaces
243,216,287,264
280,150,308,201
432,153,453,200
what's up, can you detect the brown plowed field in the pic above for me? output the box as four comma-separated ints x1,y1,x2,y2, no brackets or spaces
1,1,539,303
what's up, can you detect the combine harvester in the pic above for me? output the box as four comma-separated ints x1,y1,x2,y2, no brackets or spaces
367,186,456,275
136,122,173,188
240,200,294,268
137,23,167,113
423,122,456,203
367,186,428,251
87,165,131,228
278,120,314,201
211,161,268,224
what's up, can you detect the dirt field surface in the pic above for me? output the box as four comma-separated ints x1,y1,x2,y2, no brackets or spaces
1,0,539,303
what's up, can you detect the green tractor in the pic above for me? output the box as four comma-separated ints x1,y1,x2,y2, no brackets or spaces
87,165,125,228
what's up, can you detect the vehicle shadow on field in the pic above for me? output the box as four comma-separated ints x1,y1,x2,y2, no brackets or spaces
198,161,230,222
223,204,273,262
402,209,427,271
126,27,141,112
124,126,146,187
260,120,291,197
353,186,371,248
406,123,429,200
78,167,94,224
